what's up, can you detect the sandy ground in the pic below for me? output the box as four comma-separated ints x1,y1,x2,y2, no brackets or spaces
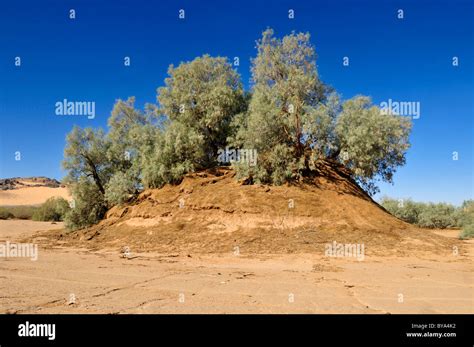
0,221,472,314
0,187,70,206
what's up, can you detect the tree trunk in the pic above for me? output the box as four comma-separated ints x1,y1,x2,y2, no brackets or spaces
85,156,105,195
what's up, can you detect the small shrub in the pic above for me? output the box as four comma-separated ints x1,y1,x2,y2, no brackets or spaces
0,206,38,220
380,197,421,224
381,197,464,229
0,208,14,219
458,200,474,239
458,200,474,225
32,197,70,222
459,224,474,239
416,203,458,229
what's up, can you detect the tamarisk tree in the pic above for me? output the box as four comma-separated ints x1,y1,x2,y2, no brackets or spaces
61,29,412,231
62,127,111,229
231,29,412,193
158,55,247,168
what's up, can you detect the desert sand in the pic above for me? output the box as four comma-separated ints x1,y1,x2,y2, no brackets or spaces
0,220,472,314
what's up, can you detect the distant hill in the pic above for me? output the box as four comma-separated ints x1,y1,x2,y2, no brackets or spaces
0,177,69,206
0,177,63,190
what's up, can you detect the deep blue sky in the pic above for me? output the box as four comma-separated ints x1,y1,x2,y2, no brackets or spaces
1,0,472,205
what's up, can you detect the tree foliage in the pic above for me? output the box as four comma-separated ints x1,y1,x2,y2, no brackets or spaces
335,97,412,194
63,126,111,195
230,29,412,191
105,171,138,206
140,121,205,188
64,177,108,231
158,55,246,167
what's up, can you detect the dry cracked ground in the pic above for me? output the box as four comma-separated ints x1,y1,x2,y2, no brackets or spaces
0,220,473,314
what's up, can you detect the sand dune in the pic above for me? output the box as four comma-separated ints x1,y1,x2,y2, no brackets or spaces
0,186,70,206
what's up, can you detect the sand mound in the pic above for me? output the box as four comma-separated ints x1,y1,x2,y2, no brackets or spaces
54,161,457,257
